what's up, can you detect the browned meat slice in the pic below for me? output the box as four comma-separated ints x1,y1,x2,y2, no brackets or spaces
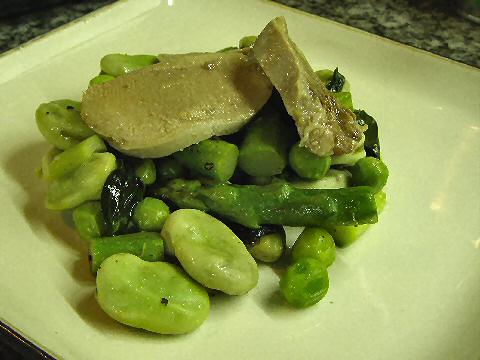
81,48,272,158
253,17,365,156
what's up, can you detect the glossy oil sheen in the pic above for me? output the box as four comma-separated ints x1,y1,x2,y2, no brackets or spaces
0,0,479,359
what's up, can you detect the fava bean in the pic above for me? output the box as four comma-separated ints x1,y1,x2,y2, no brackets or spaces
161,209,258,295
96,253,209,334
35,100,95,150
100,54,158,77
45,152,116,210
44,135,106,181
72,201,105,241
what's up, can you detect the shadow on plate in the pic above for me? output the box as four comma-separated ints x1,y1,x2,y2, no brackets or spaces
4,142,93,280
4,142,85,250
75,292,195,342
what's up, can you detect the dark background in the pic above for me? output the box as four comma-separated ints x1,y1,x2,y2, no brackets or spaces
0,0,478,359
1,0,479,67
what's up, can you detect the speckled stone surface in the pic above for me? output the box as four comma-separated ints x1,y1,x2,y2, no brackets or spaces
0,0,478,359
0,0,479,67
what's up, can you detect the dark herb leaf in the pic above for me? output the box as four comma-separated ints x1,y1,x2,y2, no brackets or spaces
354,109,381,159
326,67,345,93
101,168,145,235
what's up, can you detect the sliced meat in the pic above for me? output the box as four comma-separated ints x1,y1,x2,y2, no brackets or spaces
253,17,365,156
81,48,272,158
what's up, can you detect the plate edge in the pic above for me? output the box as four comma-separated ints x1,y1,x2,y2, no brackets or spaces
0,320,57,360
261,0,479,71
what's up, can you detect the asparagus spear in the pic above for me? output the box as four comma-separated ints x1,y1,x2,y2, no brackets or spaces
154,179,378,228
238,108,295,177
89,232,164,274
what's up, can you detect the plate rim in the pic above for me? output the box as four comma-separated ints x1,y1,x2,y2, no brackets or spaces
1,0,478,358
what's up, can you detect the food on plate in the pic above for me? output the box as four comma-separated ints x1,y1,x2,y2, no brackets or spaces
96,253,210,334
34,16,389,334
161,209,259,295
81,49,273,158
253,17,365,157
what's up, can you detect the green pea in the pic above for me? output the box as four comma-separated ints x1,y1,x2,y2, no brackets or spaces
35,100,95,150
100,54,158,77
280,257,329,308
289,142,331,180
350,157,389,193
249,230,286,263
72,201,106,241
291,227,336,267
89,74,115,86
43,135,106,181
133,197,170,232
45,152,117,210
96,253,210,334
239,35,257,48
161,209,258,295
134,159,156,185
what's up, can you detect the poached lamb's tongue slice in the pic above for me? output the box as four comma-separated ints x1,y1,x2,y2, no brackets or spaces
253,17,364,157
81,48,272,158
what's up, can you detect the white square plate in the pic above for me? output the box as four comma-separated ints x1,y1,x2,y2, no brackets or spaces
1,1,479,359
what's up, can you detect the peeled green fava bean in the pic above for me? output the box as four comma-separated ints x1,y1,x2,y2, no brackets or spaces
36,100,95,150
100,54,159,77
43,135,106,181
133,197,170,232
161,209,258,295
174,139,239,182
89,232,164,274
289,142,332,180
45,152,117,210
350,157,389,193
40,147,61,180
89,74,115,86
279,257,329,308
72,201,106,241
135,159,156,185
291,227,336,267
96,253,209,334
249,230,286,263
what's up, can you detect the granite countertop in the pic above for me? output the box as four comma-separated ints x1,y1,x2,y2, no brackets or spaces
0,0,479,68
0,0,478,359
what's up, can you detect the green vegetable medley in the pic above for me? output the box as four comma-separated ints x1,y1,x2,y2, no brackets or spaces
35,34,388,335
